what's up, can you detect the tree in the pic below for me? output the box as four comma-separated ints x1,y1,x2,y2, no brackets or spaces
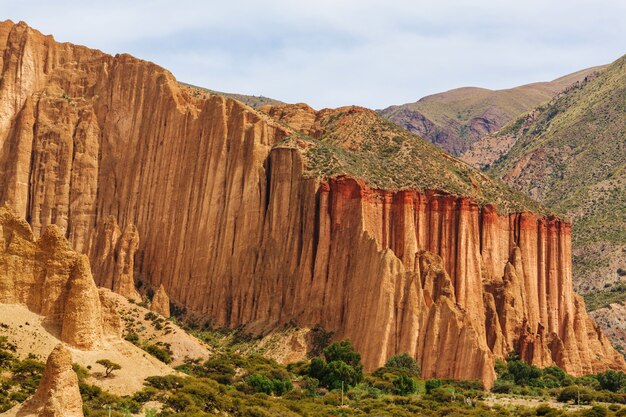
506,360,542,385
596,369,626,392
308,340,364,390
392,374,417,396
96,359,121,377
385,353,420,377
324,340,362,370
322,360,360,390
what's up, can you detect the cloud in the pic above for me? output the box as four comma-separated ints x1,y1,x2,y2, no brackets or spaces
2,0,625,108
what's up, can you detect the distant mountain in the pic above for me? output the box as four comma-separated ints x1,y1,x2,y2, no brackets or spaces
486,55,626,350
379,67,603,156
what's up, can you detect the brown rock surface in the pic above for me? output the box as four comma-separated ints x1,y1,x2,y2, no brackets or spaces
13,344,84,417
0,207,104,349
151,284,171,318
0,20,623,388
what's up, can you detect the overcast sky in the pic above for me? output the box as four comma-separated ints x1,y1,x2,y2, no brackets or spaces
2,0,625,109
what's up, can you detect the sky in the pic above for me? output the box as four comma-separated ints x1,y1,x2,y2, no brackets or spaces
2,0,626,109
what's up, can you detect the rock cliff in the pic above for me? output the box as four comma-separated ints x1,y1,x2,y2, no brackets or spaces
0,20,623,388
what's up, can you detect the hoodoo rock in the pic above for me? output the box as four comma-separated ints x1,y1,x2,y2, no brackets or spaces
151,284,171,318
11,344,84,417
0,20,623,388
0,207,105,349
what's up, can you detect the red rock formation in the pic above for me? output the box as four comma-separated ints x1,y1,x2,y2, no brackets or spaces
0,20,623,388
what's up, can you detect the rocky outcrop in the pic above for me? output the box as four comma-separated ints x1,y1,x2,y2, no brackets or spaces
0,20,623,388
151,284,171,318
14,344,84,417
0,207,105,349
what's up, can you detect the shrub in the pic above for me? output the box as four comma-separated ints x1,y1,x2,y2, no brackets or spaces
557,386,593,404
425,379,442,394
124,332,140,345
145,375,185,390
272,378,293,396
246,374,274,395
385,353,420,377
324,340,362,370
429,387,453,402
596,369,626,392
165,392,195,412
392,374,417,396
582,405,608,417
321,360,360,390
144,343,172,364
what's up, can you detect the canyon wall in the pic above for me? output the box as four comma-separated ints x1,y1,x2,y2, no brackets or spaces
0,20,623,388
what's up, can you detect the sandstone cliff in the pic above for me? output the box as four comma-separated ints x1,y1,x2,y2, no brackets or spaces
0,207,106,349
9,344,84,417
0,20,623,388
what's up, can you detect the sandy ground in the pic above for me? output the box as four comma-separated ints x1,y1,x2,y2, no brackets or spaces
104,291,212,366
483,394,591,411
0,304,174,395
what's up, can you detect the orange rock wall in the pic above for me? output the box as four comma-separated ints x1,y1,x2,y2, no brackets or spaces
0,21,623,388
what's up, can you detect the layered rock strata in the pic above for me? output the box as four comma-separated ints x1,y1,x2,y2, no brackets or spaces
0,20,623,388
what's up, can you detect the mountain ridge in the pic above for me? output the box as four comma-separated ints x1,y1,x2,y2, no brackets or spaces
379,66,605,156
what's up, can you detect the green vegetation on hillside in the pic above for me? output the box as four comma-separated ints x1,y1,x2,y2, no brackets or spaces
278,107,547,214
3,332,626,416
489,55,626,295
379,66,601,155
0,336,45,412
584,283,626,312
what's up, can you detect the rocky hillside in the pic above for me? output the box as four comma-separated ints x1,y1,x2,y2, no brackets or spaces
488,55,626,295
379,67,601,156
180,82,284,108
0,20,623,389
486,54,626,355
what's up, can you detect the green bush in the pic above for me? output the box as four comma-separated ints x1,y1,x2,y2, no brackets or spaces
384,352,420,377
246,374,274,395
145,375,185,390
308,339,363,390
425,379,442,393
144,343,172,364
392,374,417,396
596,369,626,392
165,391,195,412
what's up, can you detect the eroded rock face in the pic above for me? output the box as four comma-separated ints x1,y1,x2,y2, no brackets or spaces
89,216,141,300
16,344,84,417
151,284,171,318
0,207,104,349
0,20,623,388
